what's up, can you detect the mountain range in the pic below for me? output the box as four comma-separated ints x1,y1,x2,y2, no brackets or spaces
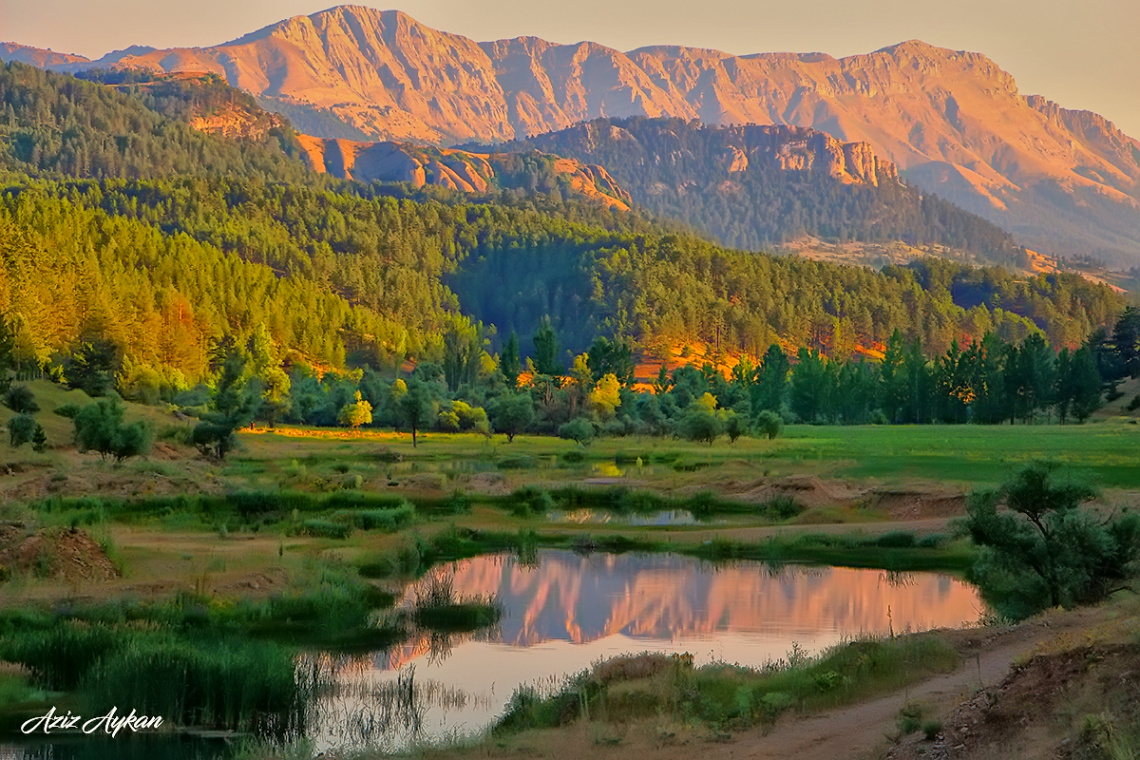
489,117,1025,268
4,5,1138,265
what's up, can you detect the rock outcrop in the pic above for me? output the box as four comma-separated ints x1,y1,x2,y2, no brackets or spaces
294,135,632,209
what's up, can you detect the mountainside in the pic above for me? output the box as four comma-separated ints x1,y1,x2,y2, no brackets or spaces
0,60,1122,388
13,6,1136,264
493,118,1025,266
295,136,631,209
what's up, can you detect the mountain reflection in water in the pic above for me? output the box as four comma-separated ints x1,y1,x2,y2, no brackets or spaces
311,550,981,752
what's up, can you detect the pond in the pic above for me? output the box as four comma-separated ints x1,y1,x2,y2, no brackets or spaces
4,550,981,758
308,549,982,753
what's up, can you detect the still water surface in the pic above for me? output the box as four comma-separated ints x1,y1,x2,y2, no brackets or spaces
4,550,981,758
310,549,982,752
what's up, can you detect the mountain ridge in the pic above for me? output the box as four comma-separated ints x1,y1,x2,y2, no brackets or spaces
3,6,1140,263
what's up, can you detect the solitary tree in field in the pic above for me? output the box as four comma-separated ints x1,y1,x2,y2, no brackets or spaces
962,461,1140,619
559,417,594,447
7,413,38,448
488,393,533,443
755,410,783,440
338,391,373,431
397,380,433,447
193,349,259,460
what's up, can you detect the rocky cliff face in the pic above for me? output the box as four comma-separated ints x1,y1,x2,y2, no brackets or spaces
525,120,900,189
294,135,631,209
10,5,1140,262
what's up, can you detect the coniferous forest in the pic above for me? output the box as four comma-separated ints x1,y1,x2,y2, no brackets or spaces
0,61,1132,442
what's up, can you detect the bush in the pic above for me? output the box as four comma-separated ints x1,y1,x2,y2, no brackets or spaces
874,531,917,548
755,410,783,440
157,424,194,445
53,402,83,418
7,413,39,448
559,418,595,447
759,495,804,521
962,461,1140,619
286,519,352,539
3,385,39,414
31,425,47,453
73,399,152,462
678,407,722,444
333,503,416,532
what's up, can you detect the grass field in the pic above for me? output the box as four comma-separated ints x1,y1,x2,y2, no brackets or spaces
229,417,1140,492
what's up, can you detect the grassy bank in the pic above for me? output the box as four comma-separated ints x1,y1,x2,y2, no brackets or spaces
496,633,959,734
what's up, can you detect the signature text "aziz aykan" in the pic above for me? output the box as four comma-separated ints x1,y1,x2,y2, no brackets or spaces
21,706,163,737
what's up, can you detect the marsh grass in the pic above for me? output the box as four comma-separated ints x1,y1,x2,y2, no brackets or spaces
411,573,501,633
0,560,413,731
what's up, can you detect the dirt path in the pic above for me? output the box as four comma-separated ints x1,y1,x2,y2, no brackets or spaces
612,620,1078,760
706,630,1038,760
464,613,1093,760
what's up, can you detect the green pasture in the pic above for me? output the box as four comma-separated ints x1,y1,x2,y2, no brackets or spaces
231,418,1140,491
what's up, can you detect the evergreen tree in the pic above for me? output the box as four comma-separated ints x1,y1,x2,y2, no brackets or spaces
533,318,563,376
500,332,521,388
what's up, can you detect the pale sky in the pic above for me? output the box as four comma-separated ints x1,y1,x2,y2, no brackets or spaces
3,0,1138,137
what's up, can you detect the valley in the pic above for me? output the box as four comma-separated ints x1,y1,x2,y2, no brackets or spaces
0,6,1139,760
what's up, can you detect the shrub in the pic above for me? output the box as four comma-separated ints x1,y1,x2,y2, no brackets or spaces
333,503,416,532
962,461,1140,619
286,520,352,539
559,418,595,447
874,531,918,548
678,407,722,444
755,410,783,440
759,495,804,521
73,399,152,462
7,413,39,448
53,402,83,418
3,385,39,414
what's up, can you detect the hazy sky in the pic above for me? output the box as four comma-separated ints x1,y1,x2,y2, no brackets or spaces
4,0,1138,136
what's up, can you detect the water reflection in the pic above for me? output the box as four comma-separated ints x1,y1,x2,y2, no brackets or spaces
4,551,981,758
311,550,980,752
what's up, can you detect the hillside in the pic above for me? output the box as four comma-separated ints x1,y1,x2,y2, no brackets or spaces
0,61,1122,387
0,62,307,182
493,118,1026,267
10,6,1137,264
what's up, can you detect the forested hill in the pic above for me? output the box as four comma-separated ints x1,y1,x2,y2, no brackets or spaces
0,63,308,182
2,178,1119,387
0,62,1123,394
491,118,1028,267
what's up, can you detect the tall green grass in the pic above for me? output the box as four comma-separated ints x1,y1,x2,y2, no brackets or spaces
410,573,501,633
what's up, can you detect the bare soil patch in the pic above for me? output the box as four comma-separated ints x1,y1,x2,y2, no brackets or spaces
0,524,119,582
